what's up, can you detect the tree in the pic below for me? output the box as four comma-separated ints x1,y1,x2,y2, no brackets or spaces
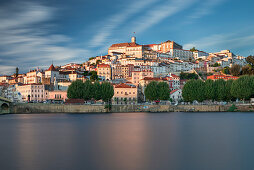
204,79,215,100
15,67,19,77
90,71,98,81
222,67,230,75
83,71,89,76
180,72,198,80
100,82,114,102
214,79,226,101
246,55,254,68
230,64,241,76
241,65,253,75
212,63,221,67
144,81,159,101
82,80,93,100
93,81,102,100
67,80,85,99
182,79,205,102
190,47,198,52
231,76,254,100
225,79,234,101
157,82,170,100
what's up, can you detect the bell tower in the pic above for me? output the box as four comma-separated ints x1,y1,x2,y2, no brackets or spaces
131,36,136,43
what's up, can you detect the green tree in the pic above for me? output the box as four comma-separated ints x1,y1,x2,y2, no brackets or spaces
67,80,84,99
212,63,221,67
93,81,102,100
204,79,215,100
190,47,198,52
241,65,253,75
100,82,114,102
231,76,254,100
246,55,254,68
83,80,93,100
182,79,205,102
225,79,234,101
230,64,241,76
180,72,198,80
90,71,98,81
222,67,230,75
144,81,159,101
157,82,170,100
214,79,227,101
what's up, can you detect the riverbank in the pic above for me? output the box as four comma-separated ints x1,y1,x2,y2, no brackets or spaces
8,103,254,114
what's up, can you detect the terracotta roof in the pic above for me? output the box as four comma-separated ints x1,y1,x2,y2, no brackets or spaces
47,64,57,71
114,83,136,88
170,89,179,94
97,64,111,68
110,42,141,48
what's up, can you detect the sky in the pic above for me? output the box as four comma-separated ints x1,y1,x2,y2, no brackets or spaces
0,0,254,74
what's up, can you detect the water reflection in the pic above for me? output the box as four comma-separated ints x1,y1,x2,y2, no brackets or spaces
0,113,254,170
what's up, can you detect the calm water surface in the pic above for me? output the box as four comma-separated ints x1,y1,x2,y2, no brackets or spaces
0,112,254,170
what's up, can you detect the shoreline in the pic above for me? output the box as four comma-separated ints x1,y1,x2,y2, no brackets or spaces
4,103,254,114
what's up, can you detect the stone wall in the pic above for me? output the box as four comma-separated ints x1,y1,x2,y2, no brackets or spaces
11,103,106,113
10,103,233,114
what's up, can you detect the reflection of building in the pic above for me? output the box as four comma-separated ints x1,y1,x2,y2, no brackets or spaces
113,83,137,105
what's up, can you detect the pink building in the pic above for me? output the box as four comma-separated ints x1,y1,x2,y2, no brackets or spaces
131,71,154,86
48,91,68,101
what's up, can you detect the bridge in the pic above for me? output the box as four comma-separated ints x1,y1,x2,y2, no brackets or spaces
0,97,12,114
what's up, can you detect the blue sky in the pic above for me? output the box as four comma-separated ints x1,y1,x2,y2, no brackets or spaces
0,0,254,74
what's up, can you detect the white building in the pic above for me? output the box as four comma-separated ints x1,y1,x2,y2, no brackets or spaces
16,84,48,102
169,49,193,61
193,51,209,60
170,89,182,102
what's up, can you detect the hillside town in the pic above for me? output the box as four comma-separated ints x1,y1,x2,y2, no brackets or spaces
0,37,248,104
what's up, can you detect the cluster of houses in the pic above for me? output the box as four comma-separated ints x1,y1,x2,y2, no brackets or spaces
0,37,246,104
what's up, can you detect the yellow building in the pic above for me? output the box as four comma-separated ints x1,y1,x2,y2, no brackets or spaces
97,64,111,80
113,83,137,105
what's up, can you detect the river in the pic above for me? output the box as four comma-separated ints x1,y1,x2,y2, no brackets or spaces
0,112,254,170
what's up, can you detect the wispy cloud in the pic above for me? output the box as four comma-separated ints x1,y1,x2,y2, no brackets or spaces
0,2,88,74
183,30,254,56
89,0,158,47
189,0,227,19
128,0,198,34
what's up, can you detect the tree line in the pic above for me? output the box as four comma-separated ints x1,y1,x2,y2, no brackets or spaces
144,81,170,101
182,75,254,102
67,80,114,102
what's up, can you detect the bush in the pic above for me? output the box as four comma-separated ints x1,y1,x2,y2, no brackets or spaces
227,104,237,112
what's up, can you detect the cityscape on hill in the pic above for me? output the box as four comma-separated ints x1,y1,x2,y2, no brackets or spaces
0,36,251,105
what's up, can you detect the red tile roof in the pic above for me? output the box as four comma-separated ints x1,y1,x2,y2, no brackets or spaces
207,75,239,80
114,83,136,88
110,42,141,48
97,64,111,68
47,64,57,71
170,89,179,94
